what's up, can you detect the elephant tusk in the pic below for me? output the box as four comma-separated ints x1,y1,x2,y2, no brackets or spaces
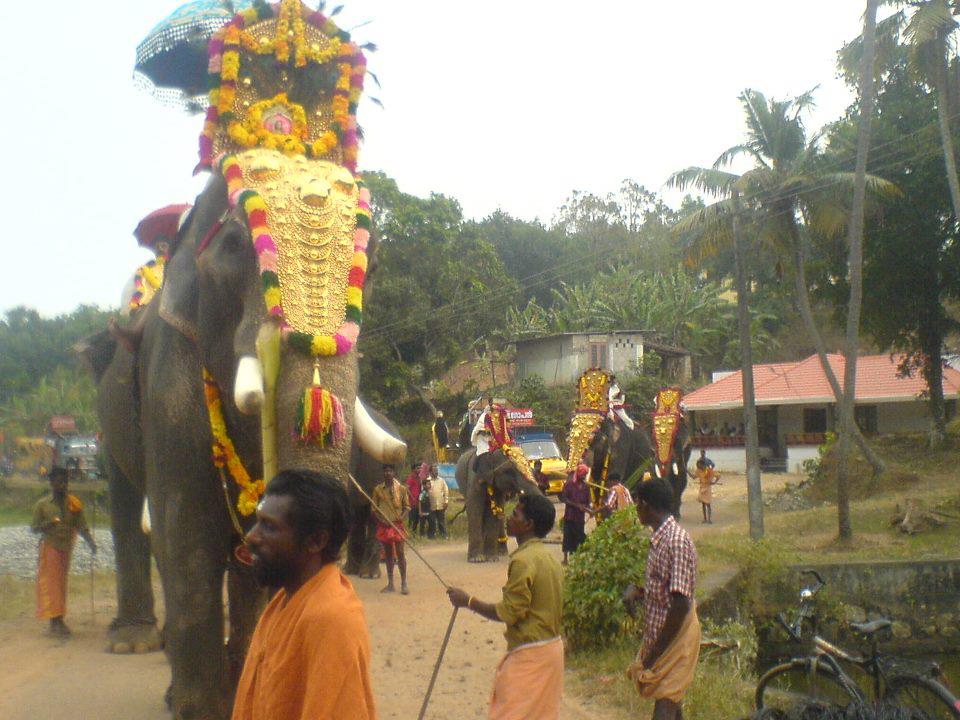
141,498,151,535
673,462,679,476
234,355,265,414
354,398,407,465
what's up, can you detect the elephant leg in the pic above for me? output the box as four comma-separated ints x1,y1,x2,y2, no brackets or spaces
465,482,486,563
345,502,381,578
343,501,365,576
105,450,161,654
226,558,262,690
482,510,500,562
153,486,232,720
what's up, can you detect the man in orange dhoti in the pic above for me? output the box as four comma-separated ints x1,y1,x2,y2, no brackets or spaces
447,493,564,720
232,470,376,720
31,466,97,637
624,479,700,720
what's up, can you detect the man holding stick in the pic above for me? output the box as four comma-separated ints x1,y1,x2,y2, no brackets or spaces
446,493,563,719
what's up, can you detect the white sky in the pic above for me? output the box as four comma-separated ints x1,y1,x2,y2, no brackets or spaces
1,0,872,316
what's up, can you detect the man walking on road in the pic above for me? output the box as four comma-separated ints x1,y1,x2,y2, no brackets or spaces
31,466,97,637
446,493,563,720
426,464,449,539
233,470,376,720
371,463,410,594
560,463,592,563
623,478,700,720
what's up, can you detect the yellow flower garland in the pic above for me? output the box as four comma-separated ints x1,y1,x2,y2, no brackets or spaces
203,369,263,516
227,93,309,155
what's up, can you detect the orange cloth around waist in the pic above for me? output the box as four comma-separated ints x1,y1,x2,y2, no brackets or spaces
626,603,701,703
489,637,564,720
36,540,72,619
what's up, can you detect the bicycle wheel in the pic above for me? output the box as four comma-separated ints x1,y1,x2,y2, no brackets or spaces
884,674,960,719
756,659,861,712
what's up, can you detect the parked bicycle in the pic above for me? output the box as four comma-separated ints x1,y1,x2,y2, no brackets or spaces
755,570,960,719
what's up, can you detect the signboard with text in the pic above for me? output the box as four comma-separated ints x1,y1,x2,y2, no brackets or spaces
507,408,534,426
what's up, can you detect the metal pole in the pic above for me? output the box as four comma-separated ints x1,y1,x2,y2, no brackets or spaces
417,607,458,720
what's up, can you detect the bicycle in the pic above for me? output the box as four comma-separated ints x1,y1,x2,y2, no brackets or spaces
755,570,960,719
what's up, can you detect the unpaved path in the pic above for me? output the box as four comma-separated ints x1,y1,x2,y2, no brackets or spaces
0,472,791,720
0,534,613,720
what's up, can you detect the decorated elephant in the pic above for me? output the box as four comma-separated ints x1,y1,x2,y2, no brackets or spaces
455,448,541,562
78,3,406,718
566,371,691,518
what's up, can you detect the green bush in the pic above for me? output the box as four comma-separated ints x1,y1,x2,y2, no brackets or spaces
562,508,648,650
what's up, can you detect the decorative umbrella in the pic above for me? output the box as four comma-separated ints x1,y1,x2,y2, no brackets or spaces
134,0,253,112
134,204,192,250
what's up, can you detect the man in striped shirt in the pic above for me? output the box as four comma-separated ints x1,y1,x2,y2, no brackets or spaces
624,478,701,720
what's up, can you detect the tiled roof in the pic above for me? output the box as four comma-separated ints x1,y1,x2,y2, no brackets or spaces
684,353,960,410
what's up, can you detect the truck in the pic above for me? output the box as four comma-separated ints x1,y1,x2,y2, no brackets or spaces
511,426,567,495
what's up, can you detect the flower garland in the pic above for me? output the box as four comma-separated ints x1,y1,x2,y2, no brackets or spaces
203,369,264,516
129,257,165,311
219,153,370,357
199,0,367,172
227,93,308,154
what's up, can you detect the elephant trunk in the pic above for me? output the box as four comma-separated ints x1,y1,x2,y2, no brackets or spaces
274,349,357,479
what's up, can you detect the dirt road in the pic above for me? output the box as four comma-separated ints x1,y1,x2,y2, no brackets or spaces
0,472,786,720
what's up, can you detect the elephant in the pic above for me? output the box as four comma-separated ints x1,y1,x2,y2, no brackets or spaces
455,448,542,563
587,416,691,518
78,170,406,720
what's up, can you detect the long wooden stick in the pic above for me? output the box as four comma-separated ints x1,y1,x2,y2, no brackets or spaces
417,607,458,720
89,487,96,625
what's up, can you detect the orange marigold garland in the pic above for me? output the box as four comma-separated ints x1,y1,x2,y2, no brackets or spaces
203,369,264,516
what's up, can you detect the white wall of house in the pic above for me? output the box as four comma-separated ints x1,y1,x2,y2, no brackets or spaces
786,446,820,474
516,332,690,387
688,445,774,473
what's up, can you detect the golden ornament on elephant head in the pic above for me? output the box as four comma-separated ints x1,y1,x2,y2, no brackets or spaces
565,368,611,473
652,387,683,471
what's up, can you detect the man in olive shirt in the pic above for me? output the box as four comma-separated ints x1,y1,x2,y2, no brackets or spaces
447,493,563,719
31,467,97,636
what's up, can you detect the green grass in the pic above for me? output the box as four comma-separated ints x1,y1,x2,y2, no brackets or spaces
567,637,756,720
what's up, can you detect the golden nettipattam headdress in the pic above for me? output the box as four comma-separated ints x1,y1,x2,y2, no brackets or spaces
652,387,683,472
198,0,368,173
565,368,611,472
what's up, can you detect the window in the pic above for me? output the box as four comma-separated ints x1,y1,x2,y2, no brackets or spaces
802,408,827,433
855,405,878,434
589,342,608,369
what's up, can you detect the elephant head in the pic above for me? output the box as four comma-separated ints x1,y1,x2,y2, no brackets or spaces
158,171,404,494
154,0,404,495
474,449,542,507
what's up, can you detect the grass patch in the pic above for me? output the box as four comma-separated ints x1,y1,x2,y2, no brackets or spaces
567,635,756,719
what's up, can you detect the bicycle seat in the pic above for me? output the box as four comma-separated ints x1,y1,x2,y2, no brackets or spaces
849,618,892,635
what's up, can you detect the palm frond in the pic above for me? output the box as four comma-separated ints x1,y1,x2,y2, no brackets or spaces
904,0,957,46
713,144,770,170
665,167,741,196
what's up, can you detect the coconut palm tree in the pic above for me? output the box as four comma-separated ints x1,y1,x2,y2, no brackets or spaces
667,87,898,536
842,0,960,223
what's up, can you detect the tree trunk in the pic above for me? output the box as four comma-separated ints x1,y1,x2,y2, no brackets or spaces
732,195,764,540
836,0,878,543
935,53,960,227
919,299,947,449
790,225,887,475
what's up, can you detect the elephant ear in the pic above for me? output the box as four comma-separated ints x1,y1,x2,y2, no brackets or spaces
158,175,229,341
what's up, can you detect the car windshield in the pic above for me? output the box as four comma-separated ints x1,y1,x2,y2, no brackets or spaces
520,441,561,460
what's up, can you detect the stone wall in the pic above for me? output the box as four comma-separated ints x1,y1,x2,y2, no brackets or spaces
700,559,960,658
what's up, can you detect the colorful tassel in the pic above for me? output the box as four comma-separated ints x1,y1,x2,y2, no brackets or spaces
296,360,345,447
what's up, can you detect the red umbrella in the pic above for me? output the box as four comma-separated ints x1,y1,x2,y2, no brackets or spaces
134,204,191,250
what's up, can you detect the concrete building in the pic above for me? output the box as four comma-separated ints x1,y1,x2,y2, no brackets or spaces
513,330,692,387
683,353,960,473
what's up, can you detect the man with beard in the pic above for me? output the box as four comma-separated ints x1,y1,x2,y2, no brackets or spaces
232,470,376,720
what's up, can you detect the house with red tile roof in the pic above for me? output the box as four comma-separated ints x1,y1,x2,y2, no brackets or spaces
683,353,960,473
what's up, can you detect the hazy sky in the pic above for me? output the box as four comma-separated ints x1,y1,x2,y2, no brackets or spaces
2,0,873,316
